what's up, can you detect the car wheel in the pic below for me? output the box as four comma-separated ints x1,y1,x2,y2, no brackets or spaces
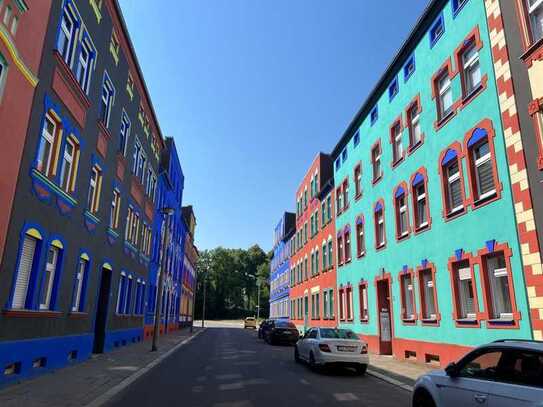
412,389,436,407
354,364,367,376
294,347,301,363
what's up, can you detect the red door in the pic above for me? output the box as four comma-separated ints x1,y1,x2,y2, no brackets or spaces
377,280,392,355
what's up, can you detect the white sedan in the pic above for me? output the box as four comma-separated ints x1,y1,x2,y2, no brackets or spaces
294,327,369,375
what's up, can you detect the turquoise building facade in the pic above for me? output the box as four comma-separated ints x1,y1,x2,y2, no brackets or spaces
332,0,533,366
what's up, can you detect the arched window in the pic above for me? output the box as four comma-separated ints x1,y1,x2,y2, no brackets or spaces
11,228,43,309
356,216,365,257
394,184,410,240
439,144,466,218
36,111,62,179
374,200,386,249
411,169,431,232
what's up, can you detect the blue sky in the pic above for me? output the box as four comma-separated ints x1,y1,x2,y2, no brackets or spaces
118,0,428,252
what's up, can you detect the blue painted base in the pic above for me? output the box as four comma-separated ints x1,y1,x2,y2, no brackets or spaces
0,333,93,387
103,327,144,353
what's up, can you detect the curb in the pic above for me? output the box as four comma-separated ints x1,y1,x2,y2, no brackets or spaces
367,368,414,392
84,328,205,407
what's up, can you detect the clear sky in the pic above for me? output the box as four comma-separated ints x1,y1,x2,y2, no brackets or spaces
118,0,428,252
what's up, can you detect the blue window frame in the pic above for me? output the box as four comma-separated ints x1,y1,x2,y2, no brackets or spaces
100,71,115,127
117,272,127,313
74,33,96,95
452,0,468,16
341,148,348,163
429,13,444,48
403,54,415,82
353,130,360,147
57,1,80,68
335,157,341,172
370,106,378,125
119,110,131,155
125,275,133,314
388,77,399,101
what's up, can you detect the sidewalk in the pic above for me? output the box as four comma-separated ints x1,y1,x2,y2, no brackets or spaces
0,327,203,407
367,352,434,390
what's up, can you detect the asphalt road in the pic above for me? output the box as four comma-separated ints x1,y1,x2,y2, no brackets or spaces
105,325,410,407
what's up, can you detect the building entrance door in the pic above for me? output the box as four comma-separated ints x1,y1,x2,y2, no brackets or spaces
93,266,112,353
377,279,392,355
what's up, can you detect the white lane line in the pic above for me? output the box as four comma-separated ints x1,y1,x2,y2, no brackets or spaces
219,382,244,391
299,378,310,385
367,368,414,392
216,373,243,380
333,393,359,401
84,329,205,407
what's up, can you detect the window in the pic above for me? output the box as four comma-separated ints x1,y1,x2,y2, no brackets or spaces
342,179,349,210
407,101,422,148
495,349,543,388
526,0,543,42
460,42,481,96
341,148,348,163
12,232,40,309
356,219,365,257
72,257,88,312
441,148,465,216
327,239,333,268
100,73,115,127
388,77,399,101
36,113,61,179
452,0,469,15
345,287,353,320
370,106,378,125
419,268,437,321
145,168,157,199
117,273,127,313
40,245,60,310
354,164,362,198
395,187,409,238
391,122,403,164
314,248,319,275
451,259,477,320
119,112,131,155
125,276,133,314
400,273,416,320
126,72,134,99
0,54,8,100
374,201,385,249
467,130,497,203
337,235,344,265
412,173,429,231
429,13,444,47
436,71,453,120
323,290,329,319
10,15,17,36
322,242,327,270
109,189,121,229
339,289,345,320
335,157,341,172
359,283,368,321
458,350,503,380
59,137,79,193
87,165,102,214
353,130,360,147
482,252,513,320
75,36,95,94
344,229,351,262
404,55,415,81
371,142,382,182
110,30,120,63
57,4,79,67
336,187,342,214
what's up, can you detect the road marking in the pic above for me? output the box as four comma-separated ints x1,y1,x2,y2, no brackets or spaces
367,368,414,392
213,401,253,407
83,329,205,407
216,373,243,380
107,366,139,372
219,382,244,390
333,393,359,401
299,378,310,385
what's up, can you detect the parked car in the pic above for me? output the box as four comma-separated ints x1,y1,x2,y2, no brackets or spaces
294,327,368,375
412,339,543,407
263,320,299,345
243,317,257,329
258,319,274,339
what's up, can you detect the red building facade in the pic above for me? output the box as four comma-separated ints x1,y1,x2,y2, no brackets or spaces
289,153,337,331
0,0,52,265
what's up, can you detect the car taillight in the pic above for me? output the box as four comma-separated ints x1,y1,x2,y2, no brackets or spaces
360,344,368,354
319,344,331,352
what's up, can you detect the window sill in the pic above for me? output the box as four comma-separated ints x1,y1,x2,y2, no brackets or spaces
408,138,424,156
413,222,430,235
444,206,466,222
3,309,63,318
391,155,405,169
97,120,112,140
459,78,487,111
472,190,499,210
375,243,386,252
372,174,383,185
402,318,417,325
396,232,410,242
68,312,89,319
357,252,366,259
421,318,439,326
360,318,369,324
434,109,456,131
454,318,480,327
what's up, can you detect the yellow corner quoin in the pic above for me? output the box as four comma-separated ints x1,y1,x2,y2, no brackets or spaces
102,262,113,270
0,25,38,87
51,239,64,249
26,228,42,240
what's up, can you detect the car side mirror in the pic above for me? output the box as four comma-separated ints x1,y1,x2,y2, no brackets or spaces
445,362,459,377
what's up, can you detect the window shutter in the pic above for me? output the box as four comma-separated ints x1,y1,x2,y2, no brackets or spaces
12,236,37,309
450,178,463,209
477,160,494,195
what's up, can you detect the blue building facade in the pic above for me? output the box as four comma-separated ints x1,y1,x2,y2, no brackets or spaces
144,138,186,338
269,213,295,319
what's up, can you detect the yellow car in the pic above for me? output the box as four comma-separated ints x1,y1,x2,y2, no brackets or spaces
244,317,257,329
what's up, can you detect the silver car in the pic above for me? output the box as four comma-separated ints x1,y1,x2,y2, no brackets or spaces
412,339,543,407
294,327,369,375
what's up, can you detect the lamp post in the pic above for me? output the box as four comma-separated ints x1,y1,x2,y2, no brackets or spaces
256,279,261,321
151,206,174,352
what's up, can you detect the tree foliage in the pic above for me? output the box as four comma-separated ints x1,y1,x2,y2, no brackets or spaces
194,245,270,320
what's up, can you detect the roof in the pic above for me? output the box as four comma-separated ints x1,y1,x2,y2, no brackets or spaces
331,0,444,159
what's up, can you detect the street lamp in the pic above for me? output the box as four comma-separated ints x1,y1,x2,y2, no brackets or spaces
151,206,174,352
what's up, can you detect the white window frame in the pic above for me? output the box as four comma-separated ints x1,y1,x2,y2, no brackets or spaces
446,160,463,214
415,183,428,228
40,245,59,310
438,73,453,118
37,114,58,177
72,257,87,312
462,43,481,95
60,137,77,193
472,140,496,201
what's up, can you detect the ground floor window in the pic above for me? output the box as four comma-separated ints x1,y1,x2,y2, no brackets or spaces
400,272,416,321
482,251,513,320
418,267,438,322
359,283,368,321
451,259,477,321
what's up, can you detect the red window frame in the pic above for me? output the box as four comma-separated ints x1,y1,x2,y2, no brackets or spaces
358,281,369,323
373,199,386,250
454,26,487,108
398,268,417,324
393,181,410,241
409,167,432,233
338,287,345,321
342,177,349,211
389,116,404,168
476,241,521,328
464,119,502,209
335,186,342,216
355,215,366,258
345,285,353,321
405,94,424,154
438,141,468,221
447,250,481,328
371,139,383,184
416,261,441,326
431,58,457,130
344,226,352,263
528,99,543,169
353,162,362,200
337,233,344,266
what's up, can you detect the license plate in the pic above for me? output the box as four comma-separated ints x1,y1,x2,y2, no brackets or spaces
337,346,356,352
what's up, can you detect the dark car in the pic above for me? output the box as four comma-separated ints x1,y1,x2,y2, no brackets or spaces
263,320,299,345
258,319,274,339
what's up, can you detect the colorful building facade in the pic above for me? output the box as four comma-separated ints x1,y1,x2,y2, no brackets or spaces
289,153,337,332
180,205,198,327
0,0,193,386
270,212,295,319
331,0,542,366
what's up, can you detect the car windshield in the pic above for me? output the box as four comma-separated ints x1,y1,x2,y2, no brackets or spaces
320,328,358,339
275,321,296,328
246,318,255,321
